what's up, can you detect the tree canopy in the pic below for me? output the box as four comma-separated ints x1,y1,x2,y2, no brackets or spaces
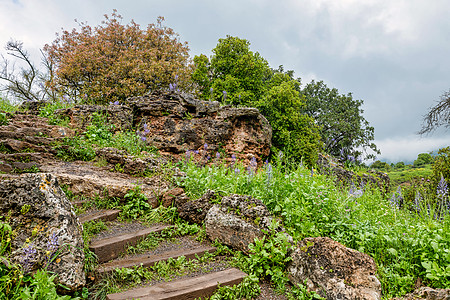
191,35,271,106
44,10,191,104
301,80,380,161
192,36,322,166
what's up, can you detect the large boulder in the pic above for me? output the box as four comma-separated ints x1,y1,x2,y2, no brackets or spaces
127,91,272,164
177,189,222,224
0,173,85,292
287,237,381,300
204,194,289,253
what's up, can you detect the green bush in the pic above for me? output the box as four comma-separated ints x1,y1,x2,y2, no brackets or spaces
122,185,151,220
244,227,292,291
256,79,322,166
432,147,450,185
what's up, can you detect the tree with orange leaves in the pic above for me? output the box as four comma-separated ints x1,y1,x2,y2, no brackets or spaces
44,10,191,104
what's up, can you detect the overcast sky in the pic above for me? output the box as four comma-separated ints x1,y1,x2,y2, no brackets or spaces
1,0,449,162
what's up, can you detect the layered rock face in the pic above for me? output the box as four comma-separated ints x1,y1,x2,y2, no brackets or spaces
127,92,272,164
54,91,272,164
287,237,381,300
0,173,85,292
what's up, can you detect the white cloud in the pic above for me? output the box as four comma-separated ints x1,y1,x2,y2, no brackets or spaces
376,135,449,162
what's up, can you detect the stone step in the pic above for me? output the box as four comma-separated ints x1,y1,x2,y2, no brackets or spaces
97,245,217,276
79,209,121,224
90,225,169,263
106,268,247,300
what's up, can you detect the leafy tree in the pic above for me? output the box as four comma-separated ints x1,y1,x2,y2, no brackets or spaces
257,75,322,167
419,90,450,135
301,80,380,161
413,153,433,167
395,161,405,169
44,10,191,104
192,37,321,165
191,35,271,106
370,160,391,171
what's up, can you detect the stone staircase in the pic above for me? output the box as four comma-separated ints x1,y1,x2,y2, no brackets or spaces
78,207,247,300
1,112,249,299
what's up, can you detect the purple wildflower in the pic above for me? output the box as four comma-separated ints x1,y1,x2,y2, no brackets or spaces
45,233,59,265
185,150,191,163
169,83,174,91
216,152,221,160
235,168,240,175
389,186,402,209
437,175,448,199
266,163,273,186
140,136,147,142
204,143,208,151
414,192,422,214
22,243,37,273
437,175,449,215
248,157,257,177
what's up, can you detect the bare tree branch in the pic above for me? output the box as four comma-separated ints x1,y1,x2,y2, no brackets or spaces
0,39,58,103
419,90,450,135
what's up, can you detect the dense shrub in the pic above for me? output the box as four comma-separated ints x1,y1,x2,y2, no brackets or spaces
44,10,191,104
257,78,322,167
191,35,270,106
432,147,450,185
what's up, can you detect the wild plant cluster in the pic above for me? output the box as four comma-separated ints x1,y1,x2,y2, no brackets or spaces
179,152,450,298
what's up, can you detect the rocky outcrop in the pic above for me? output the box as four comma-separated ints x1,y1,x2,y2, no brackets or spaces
39,160,172,208
127,91,272,164
287,237,381,300
391,287,450,300
96,147,166,176
204,194,289,253
56,104,133,132
317,153,390,195
0,173,85,292
0,113,73,173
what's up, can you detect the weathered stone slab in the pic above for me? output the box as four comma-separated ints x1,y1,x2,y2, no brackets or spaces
0,173,85,292
287,236,381,300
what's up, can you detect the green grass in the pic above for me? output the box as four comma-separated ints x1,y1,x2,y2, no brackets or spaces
0,96,20,113
178,155,450,298
53,112,158,162
388,164,433,187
